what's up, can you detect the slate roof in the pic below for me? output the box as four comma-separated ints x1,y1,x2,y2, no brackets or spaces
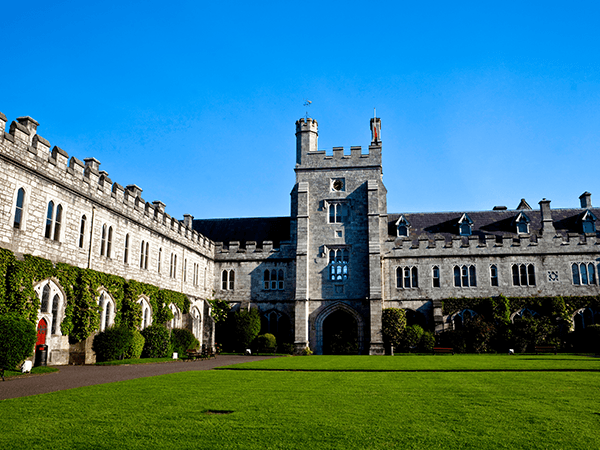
387,207,600,240
192,217,291,248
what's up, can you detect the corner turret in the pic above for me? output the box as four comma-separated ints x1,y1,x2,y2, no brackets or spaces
295,117,318,164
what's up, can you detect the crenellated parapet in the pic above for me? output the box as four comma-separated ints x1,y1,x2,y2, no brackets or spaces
385,231,599,258
0,113,214,257
213,240,295,261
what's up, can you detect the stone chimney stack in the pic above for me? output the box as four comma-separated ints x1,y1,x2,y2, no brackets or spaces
539,198,555,235
579,191,592,208
183,214,194,228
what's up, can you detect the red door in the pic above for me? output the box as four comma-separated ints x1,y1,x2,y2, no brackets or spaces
37,318,47,346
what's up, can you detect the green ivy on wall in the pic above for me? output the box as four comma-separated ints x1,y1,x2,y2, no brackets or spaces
442,294,600,324
0,248,192,344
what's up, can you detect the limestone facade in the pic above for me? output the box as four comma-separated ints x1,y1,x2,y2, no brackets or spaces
1,111,599,360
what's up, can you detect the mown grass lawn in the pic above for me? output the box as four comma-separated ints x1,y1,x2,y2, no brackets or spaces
1,356,598,449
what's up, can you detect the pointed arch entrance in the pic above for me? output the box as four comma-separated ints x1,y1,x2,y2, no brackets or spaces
315,302,364,355
36,318,48,346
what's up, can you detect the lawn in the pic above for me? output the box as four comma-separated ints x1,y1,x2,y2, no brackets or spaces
1,356,598,449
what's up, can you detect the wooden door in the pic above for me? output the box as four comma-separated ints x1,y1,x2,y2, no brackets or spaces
36,318,47,346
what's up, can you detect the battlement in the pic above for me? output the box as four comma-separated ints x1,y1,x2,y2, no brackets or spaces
387,231,599,257
295,117,318,133
214,240,295,261
0,112,214,256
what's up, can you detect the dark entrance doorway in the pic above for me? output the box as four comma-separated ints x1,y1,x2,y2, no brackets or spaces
323,310,359,355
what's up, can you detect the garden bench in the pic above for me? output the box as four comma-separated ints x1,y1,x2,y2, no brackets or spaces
433,347,454,355
186,350,202,360
535,345,557,355
202,348,216,359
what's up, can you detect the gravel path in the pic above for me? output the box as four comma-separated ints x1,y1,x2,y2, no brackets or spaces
0,355,277,401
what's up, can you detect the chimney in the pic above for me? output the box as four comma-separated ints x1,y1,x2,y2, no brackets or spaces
579,191,592,208
539,198,555,235
183,214,194,228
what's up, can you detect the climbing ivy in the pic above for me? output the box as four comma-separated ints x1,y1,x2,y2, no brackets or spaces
0,248,193,344
442,294,599,323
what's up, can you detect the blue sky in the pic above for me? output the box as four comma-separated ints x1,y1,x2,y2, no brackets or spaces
2,1,599,220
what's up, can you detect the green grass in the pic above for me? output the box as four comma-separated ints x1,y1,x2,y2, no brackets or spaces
2,366,58,378
1,356,599,449
223,354,600,372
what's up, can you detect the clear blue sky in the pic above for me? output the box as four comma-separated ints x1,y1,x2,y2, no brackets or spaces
2,1,599,220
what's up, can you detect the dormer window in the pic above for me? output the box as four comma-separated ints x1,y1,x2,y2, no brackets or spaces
514,212,530,235
395,215,410,237
581,210,597,234
458,213,473,236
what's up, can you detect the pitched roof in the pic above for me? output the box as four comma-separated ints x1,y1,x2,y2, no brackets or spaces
192,217,291,248
387,207,600,240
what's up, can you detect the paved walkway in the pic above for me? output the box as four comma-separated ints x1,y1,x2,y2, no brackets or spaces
0,355,277,401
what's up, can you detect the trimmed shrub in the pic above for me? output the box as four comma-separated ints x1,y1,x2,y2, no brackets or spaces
93,325,142,362
233,309,261,350
0,314,36,369
402,325,424,351
171,328,199,355
256,333,277,353
124,329,145,359
141,324,171,358
279,343,294,354
382,308,407,350
420,330,435,352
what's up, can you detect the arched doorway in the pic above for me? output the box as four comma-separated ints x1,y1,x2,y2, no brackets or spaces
37,318,47,346
322,310,359,355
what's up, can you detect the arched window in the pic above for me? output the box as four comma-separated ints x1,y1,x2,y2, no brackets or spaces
51,294,60,334
13,188,25,229
432,266,440,287
145,242,149,269
138,298,152,329
140,241,145,268
173,255,177,278
572,262,597,285
78,215,86,248
512,264,536,286
98,292,115,331
41,284,51,312
53,205,62,241
490,265,498,286
45,201,54,238
106,227,113,258
264,270,270,290
396,266,418,288
204,266,207,288
222,269,235,290
158,248,162,273
278,269,284,290
454,265,476,287
124,234,130,263
100,225,107,256
184,259,187,282
328,248,349,281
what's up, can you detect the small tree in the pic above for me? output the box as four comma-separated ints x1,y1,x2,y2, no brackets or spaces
233,309,261,350
382,308,407,351
0,314,36,369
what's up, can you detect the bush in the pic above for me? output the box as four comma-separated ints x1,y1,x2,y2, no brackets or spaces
255,333,277,353
141,324,172,358
93,325,143,362
279,343,294,354
124,329,145,359
463,316,496,353
171,328,199,355
402,325,424,351
382,308,407,350
420,330,435,352
232,309,261,350
300,346,313,356
0,314,36,369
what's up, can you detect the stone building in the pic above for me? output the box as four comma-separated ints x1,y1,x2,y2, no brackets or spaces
1,111,599,361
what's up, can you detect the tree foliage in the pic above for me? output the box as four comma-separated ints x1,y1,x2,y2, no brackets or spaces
233,309,261,350
0,314,37,369
382,308,407,348
141,324,172,358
